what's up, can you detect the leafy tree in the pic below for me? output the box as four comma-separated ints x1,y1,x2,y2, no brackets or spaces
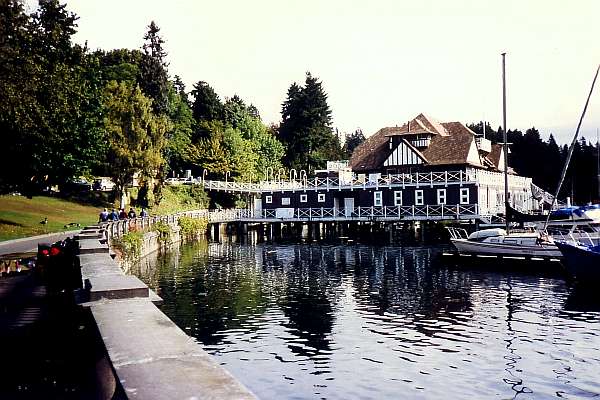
96,48,143,85
0,0,105,194
278,72,338,172
165,80,194,175
102,81,169,202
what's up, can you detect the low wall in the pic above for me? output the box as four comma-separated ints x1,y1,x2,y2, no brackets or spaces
74,225,256,400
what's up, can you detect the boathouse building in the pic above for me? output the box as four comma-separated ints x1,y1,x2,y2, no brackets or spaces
252,114,543,222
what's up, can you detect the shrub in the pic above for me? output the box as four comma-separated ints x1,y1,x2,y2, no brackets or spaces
153,220,172,243
151,186,210,215
113,231,143,260
178,216,208,239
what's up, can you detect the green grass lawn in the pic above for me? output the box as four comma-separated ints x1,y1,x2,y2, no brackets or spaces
0,195,100,241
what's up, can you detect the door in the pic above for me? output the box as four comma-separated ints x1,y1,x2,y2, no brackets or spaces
254,197,262,218
344,198,354,217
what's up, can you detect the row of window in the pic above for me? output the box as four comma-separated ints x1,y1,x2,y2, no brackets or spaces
264,189,470,206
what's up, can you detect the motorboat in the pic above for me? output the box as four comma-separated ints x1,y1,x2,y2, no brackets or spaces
447,227,562,259
555,240,600,282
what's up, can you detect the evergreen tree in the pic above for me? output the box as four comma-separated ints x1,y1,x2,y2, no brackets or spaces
190,81,223,123
278,72,338,172
139,21,169,115
343,128,366,157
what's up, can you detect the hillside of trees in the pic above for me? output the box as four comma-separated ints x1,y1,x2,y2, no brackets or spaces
1,0,598,206
469,122,600,204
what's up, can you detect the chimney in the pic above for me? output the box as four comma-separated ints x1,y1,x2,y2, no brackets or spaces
407,120,411,132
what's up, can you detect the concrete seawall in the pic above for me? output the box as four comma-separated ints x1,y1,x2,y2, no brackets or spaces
75,226,256,399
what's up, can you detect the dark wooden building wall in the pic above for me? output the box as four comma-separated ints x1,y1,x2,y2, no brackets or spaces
261,184,478,209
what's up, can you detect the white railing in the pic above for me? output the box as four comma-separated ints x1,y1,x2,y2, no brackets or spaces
202,170,478,193
102,208,253,240
102,203,480,240
261,204,478,220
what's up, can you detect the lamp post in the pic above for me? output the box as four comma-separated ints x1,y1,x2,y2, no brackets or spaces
202,169,208,185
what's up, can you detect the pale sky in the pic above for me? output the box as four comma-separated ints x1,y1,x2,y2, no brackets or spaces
32,0,600,143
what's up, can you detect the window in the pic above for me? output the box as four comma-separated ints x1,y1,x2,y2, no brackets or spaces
374,191,382,207
318,193,326,203
282,197,290,206
415,190,424,205
437,189,446,205
265,195,272,204
300,194,307,203
460,188,470,204
394,190,403,206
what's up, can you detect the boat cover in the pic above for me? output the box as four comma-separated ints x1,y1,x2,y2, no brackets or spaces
468,228,507,240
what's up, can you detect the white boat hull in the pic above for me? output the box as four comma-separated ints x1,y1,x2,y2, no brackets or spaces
451,239,562,258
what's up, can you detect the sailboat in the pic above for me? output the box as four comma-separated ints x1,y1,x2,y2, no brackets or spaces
556,117,600,281
449,57,599,260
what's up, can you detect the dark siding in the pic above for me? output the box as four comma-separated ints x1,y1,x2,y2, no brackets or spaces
261,184,478,209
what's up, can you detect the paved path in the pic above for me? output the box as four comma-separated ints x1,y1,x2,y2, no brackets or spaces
0,230,80,256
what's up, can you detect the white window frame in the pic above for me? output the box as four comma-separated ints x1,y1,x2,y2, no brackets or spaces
282,197,290,206
300,194,307,203
374,191,383,207
460,188,470,204
437,189,447,205
415,190,424,206
318,193,326,203
265,195,272,204
394,190,403,206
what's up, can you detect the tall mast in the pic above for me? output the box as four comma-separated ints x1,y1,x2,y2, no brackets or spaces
502,53,509,233
543,64,600,231
597,128,600,200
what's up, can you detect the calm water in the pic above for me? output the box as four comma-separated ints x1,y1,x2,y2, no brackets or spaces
131,241,600,399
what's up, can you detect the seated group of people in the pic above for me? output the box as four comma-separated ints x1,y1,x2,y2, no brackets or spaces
98,207,148,222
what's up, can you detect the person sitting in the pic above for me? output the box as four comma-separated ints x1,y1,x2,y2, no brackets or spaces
110,209,119,221
119,208,127,220
128,207,137,219
140,208,148,217
98,208,109,223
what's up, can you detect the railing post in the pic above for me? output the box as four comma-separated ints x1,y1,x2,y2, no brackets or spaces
430,172,433,188
460,170,463,187
412,205,415,218
445,171,448,187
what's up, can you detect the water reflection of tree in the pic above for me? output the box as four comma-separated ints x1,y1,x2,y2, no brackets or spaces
350,246,473,324
135,241,271,345
278,245,336,357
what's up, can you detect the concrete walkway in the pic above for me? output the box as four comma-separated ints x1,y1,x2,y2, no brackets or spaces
0,230,79,256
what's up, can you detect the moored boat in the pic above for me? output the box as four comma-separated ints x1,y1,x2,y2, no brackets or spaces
447,227,562,259
555,241,600,282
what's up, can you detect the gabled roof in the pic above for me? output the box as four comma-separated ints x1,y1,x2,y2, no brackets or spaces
350,114,489,172
488,144,504,170
385,113,449,136
383,139,427,167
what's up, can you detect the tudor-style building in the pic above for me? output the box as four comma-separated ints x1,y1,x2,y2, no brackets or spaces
252,113,546,222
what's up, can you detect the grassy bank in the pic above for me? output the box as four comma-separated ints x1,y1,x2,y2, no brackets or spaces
0,195,99,241
0,186,211,241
